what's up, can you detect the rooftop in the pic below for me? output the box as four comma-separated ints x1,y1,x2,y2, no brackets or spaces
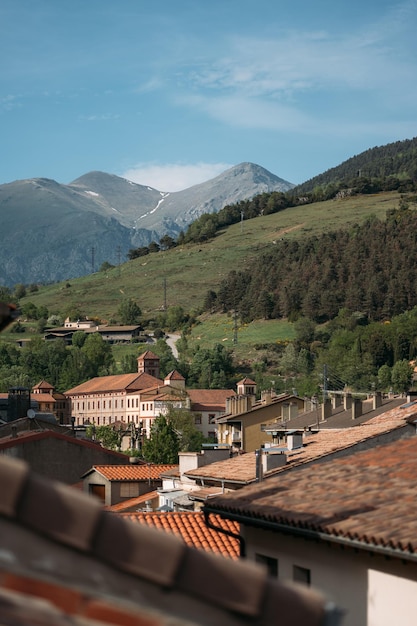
187,388,236,411
84,464,178,481
185,400,417,484
64,372,163,395
204,436,417,562
121,511,240,559
0,454,331,625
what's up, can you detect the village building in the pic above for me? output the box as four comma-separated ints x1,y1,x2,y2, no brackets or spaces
64,352,235,439
82,463,177,506
216,377,308,452
31,379,71,424
184,400,417,490
44,316,143,344
0,419,130,484
203,434,417,626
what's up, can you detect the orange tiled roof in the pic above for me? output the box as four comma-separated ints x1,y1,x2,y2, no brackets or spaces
64,372,162,395
88,464,178,481
32,380,54,390
121,511,240,559
205,436,417,560
186,401,417,484
187,389,236,411
30,393,59,403
138,350,159,360
165,370,185,381
106,490,159,512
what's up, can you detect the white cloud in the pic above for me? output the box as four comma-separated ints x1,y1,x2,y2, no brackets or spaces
121,162,233,191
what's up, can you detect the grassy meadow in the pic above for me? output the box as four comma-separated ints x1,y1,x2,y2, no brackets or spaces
18,191,401,325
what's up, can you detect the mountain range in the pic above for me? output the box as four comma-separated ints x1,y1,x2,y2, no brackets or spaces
0,163,293,286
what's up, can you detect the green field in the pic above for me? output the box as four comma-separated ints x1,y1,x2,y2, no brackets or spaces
18,191,401,323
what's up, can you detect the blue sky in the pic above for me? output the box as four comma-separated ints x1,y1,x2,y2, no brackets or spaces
1,0,417,190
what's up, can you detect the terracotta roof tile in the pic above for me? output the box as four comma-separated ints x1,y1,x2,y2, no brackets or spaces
87,464,178,481
186,401,417,484
205,436,417,559
105,491,159,512
121,511,240,559
165,370,185,381
64,372,162,395
138,350,159,360
0,454,333,625
187,389,235,411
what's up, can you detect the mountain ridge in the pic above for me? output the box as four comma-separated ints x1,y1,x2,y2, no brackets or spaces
0,162,293,286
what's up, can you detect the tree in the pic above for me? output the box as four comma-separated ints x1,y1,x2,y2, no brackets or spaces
99,261,115,272
166,405,204,452
81,333,114,377
118,298,141,325
85,425,121,450
378,364,391,390
141,415,180,463
187,344,235,388
159,235,177,250
72,330,87,348
391,359,413,393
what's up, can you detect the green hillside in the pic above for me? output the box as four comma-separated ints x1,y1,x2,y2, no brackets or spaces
19,191,401,321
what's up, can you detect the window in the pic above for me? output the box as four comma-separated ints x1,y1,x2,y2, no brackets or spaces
255,554,278,578
208,414,216,423
120,483,140,498
293,565,311,586
194,414,202,425
103,400,106,409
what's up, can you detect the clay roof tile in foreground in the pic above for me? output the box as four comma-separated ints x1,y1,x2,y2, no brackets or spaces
0,455,333,625
204,436,417,562
121,511,240,559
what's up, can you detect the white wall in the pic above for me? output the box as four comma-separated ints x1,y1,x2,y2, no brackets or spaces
243,526,417,626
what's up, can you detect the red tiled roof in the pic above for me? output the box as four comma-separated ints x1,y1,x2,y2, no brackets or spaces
64,372,163,395
237,377,256,385
32,380,54,391
187,389,236,411
205,436,417,560
87,464,178,481
138,350,159,360
186,401,417,483
122,511,240,559
30,393,58,403
106,490,159,512
165,370,185,381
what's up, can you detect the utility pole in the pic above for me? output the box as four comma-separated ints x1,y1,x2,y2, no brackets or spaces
323,364,328,403
117,245,121,277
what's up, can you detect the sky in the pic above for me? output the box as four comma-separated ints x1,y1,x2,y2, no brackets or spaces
1,0,417,191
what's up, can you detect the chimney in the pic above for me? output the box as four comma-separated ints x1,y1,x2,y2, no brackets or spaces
255,449,263,482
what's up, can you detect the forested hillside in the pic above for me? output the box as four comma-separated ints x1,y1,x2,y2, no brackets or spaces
207,199,417,324
294,137,417,195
